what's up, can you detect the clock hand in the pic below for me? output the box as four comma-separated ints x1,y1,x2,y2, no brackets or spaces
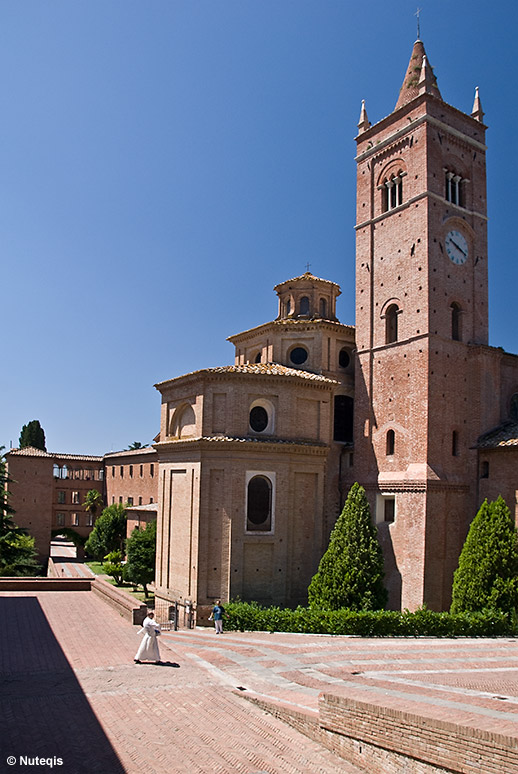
451,239,467,256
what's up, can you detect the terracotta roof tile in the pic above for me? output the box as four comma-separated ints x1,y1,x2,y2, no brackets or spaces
156,363,339,388
7,447,103,462
477,422,518,449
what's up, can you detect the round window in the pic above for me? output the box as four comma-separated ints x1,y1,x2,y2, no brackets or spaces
250,405,268,432
290,346,308,366
339,348,350,369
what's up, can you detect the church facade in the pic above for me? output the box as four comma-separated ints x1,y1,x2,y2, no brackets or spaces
154,39,518,617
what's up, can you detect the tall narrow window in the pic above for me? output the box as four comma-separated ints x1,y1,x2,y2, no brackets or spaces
385,304,399,344
386,429,395,456
451,302,461,341
246,475,272,532
384,498,395,523
445,171,462,206
299,296,310,315
452,431,459,456
334,396,354,442
480,460,489,479
510,394,518,420
319,298,327,318
383,174,403,212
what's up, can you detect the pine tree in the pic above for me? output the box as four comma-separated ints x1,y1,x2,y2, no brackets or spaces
19,420,46,451
308,482,387,611
451,496,518,614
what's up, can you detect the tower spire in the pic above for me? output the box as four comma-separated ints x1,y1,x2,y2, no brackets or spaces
357,99,371,133
471,86,484,122
394,39,442,111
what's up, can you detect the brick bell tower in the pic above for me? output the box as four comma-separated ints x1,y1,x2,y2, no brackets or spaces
353,40,488,610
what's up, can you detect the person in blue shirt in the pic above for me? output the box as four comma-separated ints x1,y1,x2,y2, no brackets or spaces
210,600,226,634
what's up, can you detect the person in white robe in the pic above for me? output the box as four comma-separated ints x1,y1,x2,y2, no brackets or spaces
134,611,161,664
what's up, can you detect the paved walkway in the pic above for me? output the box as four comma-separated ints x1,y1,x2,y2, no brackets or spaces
0,590,360,774
4,543,518,772
3,590,518,774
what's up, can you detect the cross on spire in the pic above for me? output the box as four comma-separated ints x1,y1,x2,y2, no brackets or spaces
305,262,311,272
415,7,422,39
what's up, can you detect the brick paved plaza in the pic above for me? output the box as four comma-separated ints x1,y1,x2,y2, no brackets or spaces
3,587,518,773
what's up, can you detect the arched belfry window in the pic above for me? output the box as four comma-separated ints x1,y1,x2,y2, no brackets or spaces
299,296,310,315
445,170,463,207
386,429,395,456
246,475,273,532
382,172,404,212
451,302,462,341
385,304,399,344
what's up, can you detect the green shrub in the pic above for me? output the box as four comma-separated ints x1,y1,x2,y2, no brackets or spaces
224,601,515,637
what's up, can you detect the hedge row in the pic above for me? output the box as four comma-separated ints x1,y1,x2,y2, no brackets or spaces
224,601,517,637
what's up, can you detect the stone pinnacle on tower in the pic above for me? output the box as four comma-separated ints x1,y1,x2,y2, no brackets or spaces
357,99,370,133
471,86,484,122
394,39,442,111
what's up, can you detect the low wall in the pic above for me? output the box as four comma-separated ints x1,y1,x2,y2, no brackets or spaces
318,690,518,774
0,577,91,591
0,575,147,625
92,576,147,625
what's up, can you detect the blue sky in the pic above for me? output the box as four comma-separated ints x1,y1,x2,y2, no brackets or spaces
2,1,517,455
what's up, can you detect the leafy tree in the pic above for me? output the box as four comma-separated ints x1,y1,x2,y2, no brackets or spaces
0,533,41,576
103,550,124,585
308,482,387,611
85,503,127,561
124,520,156,597
19,420,46,451
451,496,518,614
83,489,104,525
127,442,144,450
0,447,41,576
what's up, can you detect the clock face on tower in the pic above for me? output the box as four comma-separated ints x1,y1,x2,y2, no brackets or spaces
445,230,469,265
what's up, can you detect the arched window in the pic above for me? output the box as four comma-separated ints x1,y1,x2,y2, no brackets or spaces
382,172,403,212
333,395,353,442
299,296,310,315
445,171,463,207
171,404,196,438
246,475,272,532
319,298,327,318
254,351,262,364
510,394,518,421
386,429,395,456
451,302,462,341
286,298,292,315
385,304,399,344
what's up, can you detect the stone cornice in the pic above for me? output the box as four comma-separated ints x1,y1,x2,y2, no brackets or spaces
228,317,354,344
355,112,486,166
154,437,329,457
355,189,487,231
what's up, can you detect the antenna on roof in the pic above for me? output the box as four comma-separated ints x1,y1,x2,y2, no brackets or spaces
415,7,422,39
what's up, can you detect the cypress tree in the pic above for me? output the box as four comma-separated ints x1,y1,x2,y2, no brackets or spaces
308,482,387,611
19,420,46,451
451,496,518,614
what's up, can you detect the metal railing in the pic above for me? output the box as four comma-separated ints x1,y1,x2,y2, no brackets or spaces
153,599,195,630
